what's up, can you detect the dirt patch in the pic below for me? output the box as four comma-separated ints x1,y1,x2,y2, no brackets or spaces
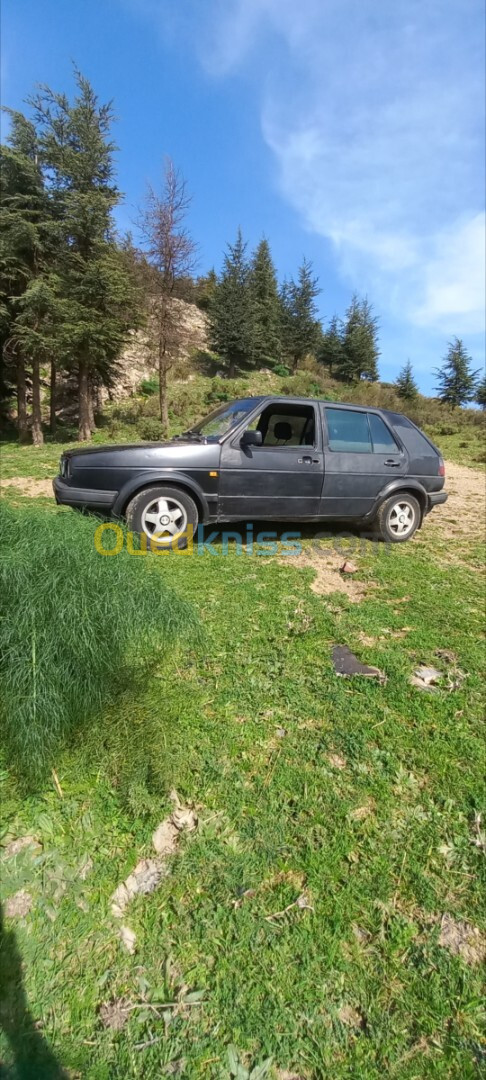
3,476,53,498
437,913,486,966
99,998,131,1031
338,1004,366,1029
349,799,376,822
4,890,33,918
3,835,41,858
283,546,370,602
327,753,347,770
425,461,486,540
276,1073,307,1080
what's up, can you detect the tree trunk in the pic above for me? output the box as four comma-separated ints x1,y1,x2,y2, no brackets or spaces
78,361,92,441
159,354,169,437
88,379,96,432
31,356,44,446
50,360,57,435
17,356,29,443
228,359,236,379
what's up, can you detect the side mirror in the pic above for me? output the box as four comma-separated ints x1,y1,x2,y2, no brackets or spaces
240,430,262,448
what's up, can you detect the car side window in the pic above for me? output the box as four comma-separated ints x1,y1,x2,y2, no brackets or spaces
247,405,316,447
325,408,371,453
368,413,400,454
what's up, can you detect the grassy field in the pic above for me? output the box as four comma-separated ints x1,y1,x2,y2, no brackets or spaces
0,438,485,1079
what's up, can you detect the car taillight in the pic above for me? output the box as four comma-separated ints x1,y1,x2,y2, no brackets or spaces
438,457,445,477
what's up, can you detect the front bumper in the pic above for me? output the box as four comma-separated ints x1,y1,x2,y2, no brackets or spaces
426,491,448,512
53,477,117,510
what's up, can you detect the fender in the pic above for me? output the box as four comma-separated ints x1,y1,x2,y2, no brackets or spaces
112,469,211,521
363,478,428,523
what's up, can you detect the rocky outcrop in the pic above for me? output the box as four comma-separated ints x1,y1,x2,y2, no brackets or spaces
102,299,209,402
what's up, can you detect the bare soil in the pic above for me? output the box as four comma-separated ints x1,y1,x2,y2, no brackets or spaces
426,461,486,539
287,545,370,602
3,476,54,498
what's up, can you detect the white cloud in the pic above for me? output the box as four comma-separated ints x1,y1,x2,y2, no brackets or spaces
203,0,485,335
413,214,485,332
125,0,485,341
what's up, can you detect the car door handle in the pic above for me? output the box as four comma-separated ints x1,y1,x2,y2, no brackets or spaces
299,456,320,464
384,459,400,467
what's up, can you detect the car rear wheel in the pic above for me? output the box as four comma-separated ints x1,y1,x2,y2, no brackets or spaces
125,486,198,550
374,493,420,543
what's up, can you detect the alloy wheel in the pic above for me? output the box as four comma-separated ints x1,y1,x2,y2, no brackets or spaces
141,496,188,545
387,500,416,537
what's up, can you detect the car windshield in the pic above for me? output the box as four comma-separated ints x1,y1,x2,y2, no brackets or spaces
189,399,257,440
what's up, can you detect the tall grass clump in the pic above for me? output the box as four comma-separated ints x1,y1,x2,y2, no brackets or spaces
0,503,198,785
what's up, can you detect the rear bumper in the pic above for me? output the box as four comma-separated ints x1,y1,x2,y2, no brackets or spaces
426,491,448,512
53,477,117,510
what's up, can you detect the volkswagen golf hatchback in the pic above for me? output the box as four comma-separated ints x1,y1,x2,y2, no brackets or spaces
54,397,448,546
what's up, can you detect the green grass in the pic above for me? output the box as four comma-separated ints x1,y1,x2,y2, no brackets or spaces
0,448,485,1078
425,428,486,469
0,502,197,784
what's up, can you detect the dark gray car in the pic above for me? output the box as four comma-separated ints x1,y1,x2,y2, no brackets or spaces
53,396,447,545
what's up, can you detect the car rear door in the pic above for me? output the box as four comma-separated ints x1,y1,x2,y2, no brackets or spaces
320,406,407,517
219,401,324,519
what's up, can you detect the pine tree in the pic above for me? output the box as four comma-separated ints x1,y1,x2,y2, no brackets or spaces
281,258,320,369
395,359,419,400
209,228,252,378
338,294,379,382
318,315,344,376
249,238,281,367
195,268,217,311
30,70,137,440
434,338,479,407
0,108,56,444
476,373,486,410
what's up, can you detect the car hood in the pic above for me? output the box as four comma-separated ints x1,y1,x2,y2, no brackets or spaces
63,439,198,459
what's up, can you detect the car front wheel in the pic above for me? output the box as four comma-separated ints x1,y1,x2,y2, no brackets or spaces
125,485,198,550
374,493,421,543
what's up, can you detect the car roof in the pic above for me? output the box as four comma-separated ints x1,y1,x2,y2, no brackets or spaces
244,395,405,419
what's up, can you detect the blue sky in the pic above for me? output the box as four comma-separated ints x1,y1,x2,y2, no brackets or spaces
2,0,485,392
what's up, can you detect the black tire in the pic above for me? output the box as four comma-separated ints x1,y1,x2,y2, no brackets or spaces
125,485,198,551
373,492,421,543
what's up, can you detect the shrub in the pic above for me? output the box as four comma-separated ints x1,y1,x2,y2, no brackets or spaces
139,376,159,397
140,394,162,418
205,378,233,405
281,371,328,397
103,419,135,441
272,363,291,377
137,417,165,441
0,503,197,784
111,399,142,424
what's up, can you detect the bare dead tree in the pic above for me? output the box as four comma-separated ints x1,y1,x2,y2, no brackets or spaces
138,160,198,434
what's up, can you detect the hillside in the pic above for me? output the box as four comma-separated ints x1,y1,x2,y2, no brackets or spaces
90,299,484,469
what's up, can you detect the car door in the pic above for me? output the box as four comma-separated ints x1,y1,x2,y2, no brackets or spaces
218,401,324,519
320,406,407,517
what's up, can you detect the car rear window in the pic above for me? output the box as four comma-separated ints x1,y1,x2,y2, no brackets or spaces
325,408,371,452
386,412,438,458
368,413,400,454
